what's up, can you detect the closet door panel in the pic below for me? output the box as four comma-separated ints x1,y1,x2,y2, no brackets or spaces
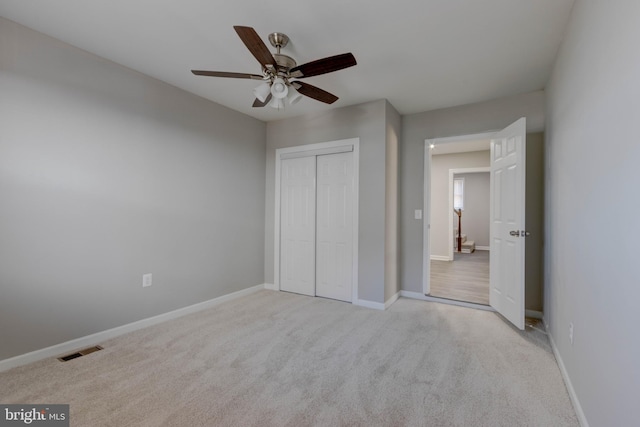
280,156,316,296
316,152,354,302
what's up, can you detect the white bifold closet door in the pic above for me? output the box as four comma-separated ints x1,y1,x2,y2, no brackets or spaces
280,156,316,296
316,152,354,302
280,151,354,302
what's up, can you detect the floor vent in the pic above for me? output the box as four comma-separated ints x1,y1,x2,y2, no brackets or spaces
57,345,103,362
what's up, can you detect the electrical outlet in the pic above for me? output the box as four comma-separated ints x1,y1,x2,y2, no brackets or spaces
568,322,574,345
142,273,152,288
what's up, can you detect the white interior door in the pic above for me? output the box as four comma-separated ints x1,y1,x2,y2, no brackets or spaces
490,118,526,329
280,156,316,296
316,152,354,302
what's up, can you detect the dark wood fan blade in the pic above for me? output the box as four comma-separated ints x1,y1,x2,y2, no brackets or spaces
191,70,264,80
233,26,277,69
252,93,272,107
289,53,356,78
293,81,339,104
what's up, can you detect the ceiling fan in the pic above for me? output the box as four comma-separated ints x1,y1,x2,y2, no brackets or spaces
191,26,357,109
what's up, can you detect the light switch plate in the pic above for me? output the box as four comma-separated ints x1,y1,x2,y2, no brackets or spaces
414,209,422,220
143,273,152,288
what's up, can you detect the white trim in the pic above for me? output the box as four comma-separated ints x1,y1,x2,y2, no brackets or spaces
525,309,543,320
351,143,360,303
448,167,490,260
545,318,590,427
263,283,277,291
353,292,399,311
430,255,450,261
476,246,490,251
400,290,431,300
353,299,385,311
280,145,352,160
424,132,494,296
274,138,360,303
400,291,496,312
426,131,498,145
0,284,264,372
385,292,400,309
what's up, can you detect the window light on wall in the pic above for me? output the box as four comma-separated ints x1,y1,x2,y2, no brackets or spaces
453,177,464,210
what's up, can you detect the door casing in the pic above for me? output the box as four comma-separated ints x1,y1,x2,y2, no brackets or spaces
423,119,527,330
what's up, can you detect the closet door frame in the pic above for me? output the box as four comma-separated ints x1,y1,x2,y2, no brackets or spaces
274,138,360,304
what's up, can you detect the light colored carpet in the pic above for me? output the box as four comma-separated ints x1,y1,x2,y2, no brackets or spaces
0,290,578,426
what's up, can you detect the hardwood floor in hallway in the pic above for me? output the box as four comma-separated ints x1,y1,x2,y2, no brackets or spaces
429,250,490,305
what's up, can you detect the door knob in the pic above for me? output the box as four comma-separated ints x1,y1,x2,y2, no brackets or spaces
509,230,520,237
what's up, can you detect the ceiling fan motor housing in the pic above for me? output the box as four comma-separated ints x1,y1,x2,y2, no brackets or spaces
273,53,296,72
268,32,289,49
267,32,296,75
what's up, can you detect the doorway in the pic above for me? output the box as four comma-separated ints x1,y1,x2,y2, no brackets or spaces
422,118,528,330
428,146,492,305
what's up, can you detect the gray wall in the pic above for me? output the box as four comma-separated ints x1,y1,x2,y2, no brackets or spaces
400,91,545,302
0,18,266,361
430,151,490,257
265,99,395,304
384,102,401,301
545,1,640,425
452,172,490,248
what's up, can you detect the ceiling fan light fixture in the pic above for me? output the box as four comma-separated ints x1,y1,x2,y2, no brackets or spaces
253,81,271,103
271,77,288,99
269,96,284,110
288,84,302,105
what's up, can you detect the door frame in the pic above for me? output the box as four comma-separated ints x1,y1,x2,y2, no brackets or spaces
447,167,490,260
423,132,495,296
274,138,360,303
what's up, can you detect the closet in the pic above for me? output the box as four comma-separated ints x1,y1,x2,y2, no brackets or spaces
279,149,355,302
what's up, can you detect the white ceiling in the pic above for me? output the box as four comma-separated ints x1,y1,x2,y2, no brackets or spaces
0,0,575,122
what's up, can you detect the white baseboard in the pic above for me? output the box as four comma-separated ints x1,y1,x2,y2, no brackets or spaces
430,255,451,261
0,284,264,373
399,290,430,300
263,283,277,291
544,318,589,427
476,246,490,251
353,299,385,310
355,292,400,311
384,292,400,309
